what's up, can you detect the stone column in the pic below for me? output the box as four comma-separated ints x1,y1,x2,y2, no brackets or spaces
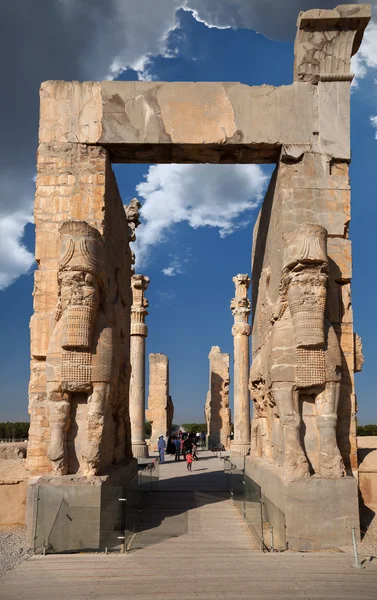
130,274,150,459
205,347,231,449
231,274,251,457
146,354,173,451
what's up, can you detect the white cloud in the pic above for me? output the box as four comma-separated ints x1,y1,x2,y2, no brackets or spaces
371,115,377,139
155,289,177,307
0,213,34,290
0,175,34,290
162,249,193,276
352,20,377,85
133,164,268,267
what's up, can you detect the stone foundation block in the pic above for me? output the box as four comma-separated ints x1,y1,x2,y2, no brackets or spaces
245,457,359,551
27,459,137,552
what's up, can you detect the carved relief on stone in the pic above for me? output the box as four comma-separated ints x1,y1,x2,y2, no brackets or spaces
251,223,345,480
125,198,141,242
45,220,119,476
249,355,274,462
294,5,370,82
354,333,364,373
131,274,149,337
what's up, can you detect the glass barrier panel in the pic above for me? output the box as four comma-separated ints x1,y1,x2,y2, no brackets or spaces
244,475,264,550
261,494,287,551
230,465,245,518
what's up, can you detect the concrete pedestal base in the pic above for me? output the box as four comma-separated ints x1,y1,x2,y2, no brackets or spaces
132,443,149,459
245,457,360,551
27,459,138,553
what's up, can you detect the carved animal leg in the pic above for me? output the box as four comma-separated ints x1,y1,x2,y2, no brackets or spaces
316,382,345,478
251,417,260,457
47,384,70,475
83,383,111,476
272,384,309,479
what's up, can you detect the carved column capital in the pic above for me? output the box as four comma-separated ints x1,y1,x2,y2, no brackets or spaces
231,273,251,324
294,4,371,82
131,274,149,337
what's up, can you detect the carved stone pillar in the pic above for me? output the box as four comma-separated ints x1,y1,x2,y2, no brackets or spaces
231,274,251,457
130,274,150,459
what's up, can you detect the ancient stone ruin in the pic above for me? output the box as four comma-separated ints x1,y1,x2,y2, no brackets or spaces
25,4,371,551
129,274,150,458
146,353,173,451
205,346,231,449
231,274,251,457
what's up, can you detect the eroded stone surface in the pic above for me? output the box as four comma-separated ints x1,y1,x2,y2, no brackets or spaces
205,347,231,449
27,144,135,477
146,354,173,451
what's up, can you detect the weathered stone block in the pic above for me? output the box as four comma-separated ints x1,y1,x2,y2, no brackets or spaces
328,237,352,281
205,346,231,449
245,457,359,550
147,354,173,451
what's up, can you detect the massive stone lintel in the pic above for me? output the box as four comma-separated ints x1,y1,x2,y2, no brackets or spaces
205,347,231,449
146,354,173,451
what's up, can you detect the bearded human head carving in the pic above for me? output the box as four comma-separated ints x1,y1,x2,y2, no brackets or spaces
57,221,104,352
45,221,118,476
282,224,329,350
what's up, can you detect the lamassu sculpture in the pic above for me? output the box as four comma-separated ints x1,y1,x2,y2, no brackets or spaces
250,223,344,479
46,221,120,476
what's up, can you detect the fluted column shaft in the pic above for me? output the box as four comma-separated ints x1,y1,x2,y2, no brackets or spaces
231,274,251,456
130,275,149,459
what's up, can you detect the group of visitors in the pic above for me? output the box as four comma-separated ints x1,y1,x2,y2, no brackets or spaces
157,430,206,471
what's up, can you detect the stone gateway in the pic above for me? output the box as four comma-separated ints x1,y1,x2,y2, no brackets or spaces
26,4,371,551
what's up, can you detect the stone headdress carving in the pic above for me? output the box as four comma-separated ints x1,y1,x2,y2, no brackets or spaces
125,198,141,242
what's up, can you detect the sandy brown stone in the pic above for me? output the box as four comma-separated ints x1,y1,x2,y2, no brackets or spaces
146,354,173,451
205,347,231,449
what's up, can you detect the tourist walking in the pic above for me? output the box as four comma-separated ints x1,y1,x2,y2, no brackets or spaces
158,435,166,464
166,435,175,455
186,450,193,471
174,437,181,461
180,438,186,460
192,442,198,461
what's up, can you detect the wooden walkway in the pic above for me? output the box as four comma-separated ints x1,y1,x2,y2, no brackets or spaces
1,452,377,599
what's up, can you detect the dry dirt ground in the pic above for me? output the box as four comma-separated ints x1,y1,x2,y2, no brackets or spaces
0,525,32,577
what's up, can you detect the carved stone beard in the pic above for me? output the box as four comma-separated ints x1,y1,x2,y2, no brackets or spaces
286,265,327,349
60,270,100,350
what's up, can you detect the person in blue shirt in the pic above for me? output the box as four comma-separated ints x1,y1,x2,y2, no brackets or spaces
173,437,181,461
157,436,166,464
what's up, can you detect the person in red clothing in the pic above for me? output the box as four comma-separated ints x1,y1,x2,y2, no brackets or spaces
186,451,193,471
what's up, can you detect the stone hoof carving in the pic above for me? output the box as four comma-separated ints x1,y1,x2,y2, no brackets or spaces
46,221,116,476
251,223,346,480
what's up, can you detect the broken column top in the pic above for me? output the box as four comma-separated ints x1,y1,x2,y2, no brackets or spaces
150,353,168,363
294,4,371,82
209,346,229,358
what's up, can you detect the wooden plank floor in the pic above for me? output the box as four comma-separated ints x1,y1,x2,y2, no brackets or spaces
1,452,377,599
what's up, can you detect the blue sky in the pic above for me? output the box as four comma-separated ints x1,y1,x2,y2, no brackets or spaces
0,3,377,425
